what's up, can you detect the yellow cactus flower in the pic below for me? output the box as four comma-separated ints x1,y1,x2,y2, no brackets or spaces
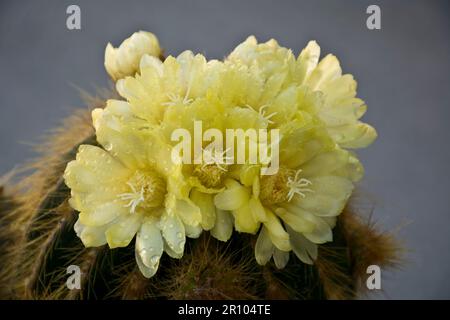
105,31,161,81
112,51,235,241
295,41,377,148
214,114,363,267
64,100,203,278
228,36,296,84
115,51,224,125
159,95,270,242
227,36,377,149
64,31,377,276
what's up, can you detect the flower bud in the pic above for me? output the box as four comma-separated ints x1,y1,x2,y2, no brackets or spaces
104,31,161,81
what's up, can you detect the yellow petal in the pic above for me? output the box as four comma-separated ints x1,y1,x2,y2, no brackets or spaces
214,180,250,211
264,210,290,251
296,176,353,217
233,202,260,234
273,248,290,269
64,161,102,192
163,238,183,259
295,40,320,84
135,250,156,278
78,201,127,227
249,196,267,222
74,144,130,181
172,198,202,227
160,212,186,255
239,164,260,187
286,225,317,264
190,189,216,230
306,54,342,91
184,223,202,238
210,209,233,242
139,54,164,75
65,160,128,210
92,101,154,169
255,226,274,265
320,75,359,113
275,207,315,233
279,117,333,169
105,31,161,81
265,86,298,125
74,219,108,247
135,218,164,277
300,148,350,178
280,205,332,244
328,122,377,149
105,213,142,248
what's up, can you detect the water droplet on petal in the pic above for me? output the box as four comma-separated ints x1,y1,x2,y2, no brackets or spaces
104,143,113,151
150,255,159,265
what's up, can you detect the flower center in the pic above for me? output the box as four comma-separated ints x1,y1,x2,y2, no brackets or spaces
259,168,313,205
193,164,227,188
286,169,313,202
118,171,166,214
192,148,230,188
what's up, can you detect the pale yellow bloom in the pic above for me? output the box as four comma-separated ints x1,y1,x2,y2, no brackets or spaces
115,50,223,125
112,52,234,241
227,36,377,149
64,31,377,275
296,41,377,148
64,100,202,278
214,113,363,267
159,94,270,242
105,31,161,81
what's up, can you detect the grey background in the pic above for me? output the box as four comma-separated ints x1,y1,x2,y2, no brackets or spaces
0,0,449,299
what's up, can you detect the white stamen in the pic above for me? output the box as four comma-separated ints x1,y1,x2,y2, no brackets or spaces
259,105,277,124
200,148,231,172
245,104,277,124
162,77,194,106
286,169,313,202
118,182,145,214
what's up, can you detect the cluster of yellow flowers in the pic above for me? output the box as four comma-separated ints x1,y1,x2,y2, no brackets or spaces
64,31,376,277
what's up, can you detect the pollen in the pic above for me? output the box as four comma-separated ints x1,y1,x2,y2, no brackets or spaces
259,168,313,205
118,170,166,213
192,148,231,188
259,167,290,205
193,164,227,188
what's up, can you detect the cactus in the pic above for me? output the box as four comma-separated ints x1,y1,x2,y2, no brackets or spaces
0,32,401,299
0,100,399,299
